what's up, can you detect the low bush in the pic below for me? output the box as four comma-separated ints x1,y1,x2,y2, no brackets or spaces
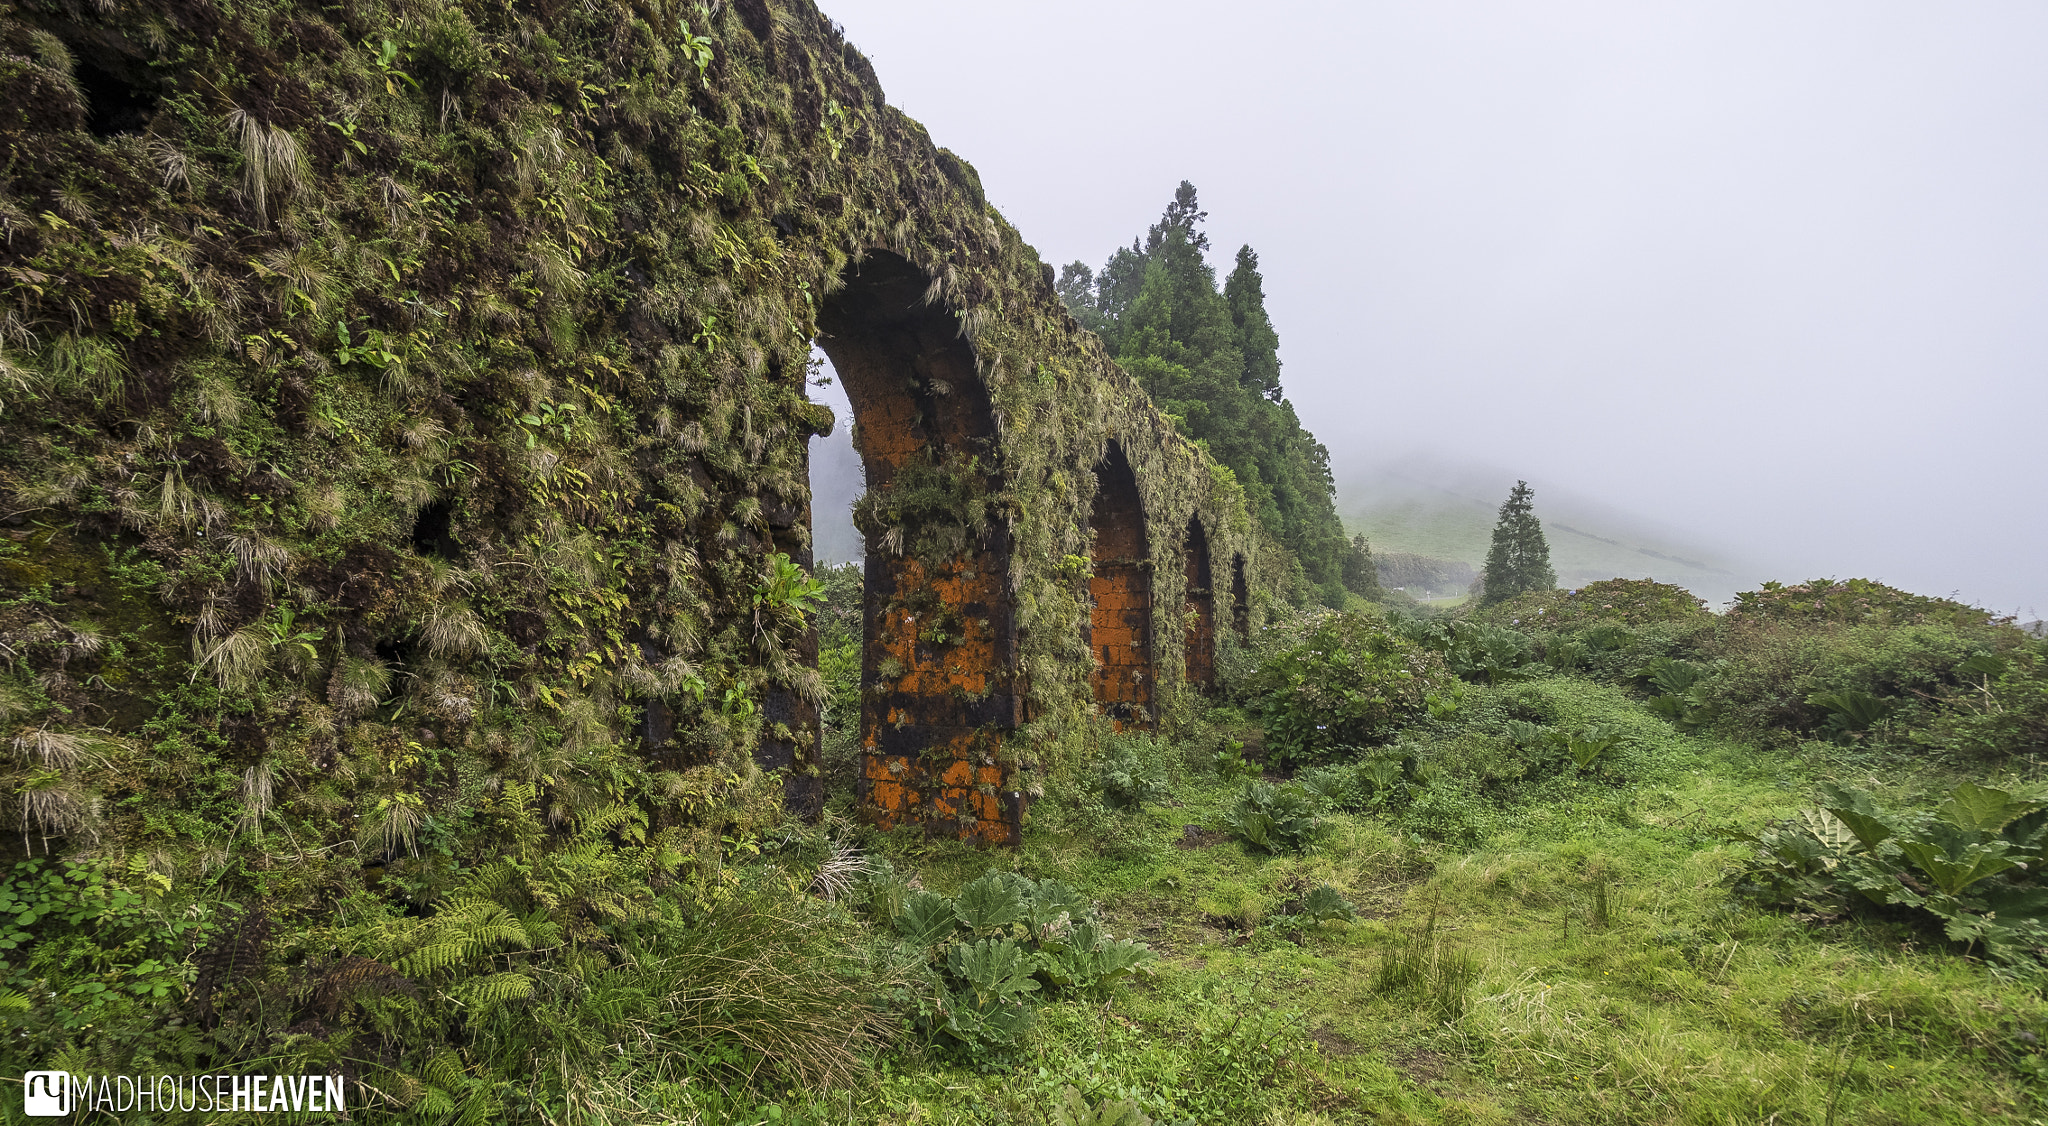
1734,779,2048,973
1915,643,2048,760
1729,578,2000,629
1391,616,1539,684
1240,612,1457,767
1295,746,1430,811
883,870,1154,1059
1094,734,1172,810
1222,781,1325,854
1477,577,1713,634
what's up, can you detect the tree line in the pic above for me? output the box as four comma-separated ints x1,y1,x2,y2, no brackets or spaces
1057,183,1376,607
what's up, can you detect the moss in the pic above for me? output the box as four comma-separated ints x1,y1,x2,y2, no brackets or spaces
0,0,1291,889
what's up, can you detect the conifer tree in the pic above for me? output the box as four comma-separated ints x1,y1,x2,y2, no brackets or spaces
1224,246,1282,401
1479,481,1556,605
1058,184,1359,608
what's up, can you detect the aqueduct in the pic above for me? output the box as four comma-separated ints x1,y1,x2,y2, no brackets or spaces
0,0,1290,852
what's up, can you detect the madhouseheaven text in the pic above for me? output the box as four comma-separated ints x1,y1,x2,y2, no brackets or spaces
42,1072,347,1114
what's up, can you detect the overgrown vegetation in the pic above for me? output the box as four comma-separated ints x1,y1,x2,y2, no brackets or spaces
4,0,2045,1122
0,0,1289,1116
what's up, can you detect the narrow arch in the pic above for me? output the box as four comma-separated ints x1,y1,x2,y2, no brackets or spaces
1182,516,1215,690
1232,553,1251,641
1088,440,1153,730
813,250,1021,844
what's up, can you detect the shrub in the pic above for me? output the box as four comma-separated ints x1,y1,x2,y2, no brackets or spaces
1392,616,1539,684
1917,643,2048,760
1637,656,1719,732
1223,781,1325,854
1704,614,2015,745
885,870,1154,1059
1730,578,2000,629
1095,735,1171,810
1295,746,1431,810
1242,612,1456,766
1478,578,1712,633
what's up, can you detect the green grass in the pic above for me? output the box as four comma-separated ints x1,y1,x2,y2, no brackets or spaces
779,682,2048,1125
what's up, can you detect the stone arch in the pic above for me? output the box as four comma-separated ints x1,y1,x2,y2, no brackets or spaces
1088,440,1154,730
814,250,1021,844
1232,553,1252,641
1183,516,1216,690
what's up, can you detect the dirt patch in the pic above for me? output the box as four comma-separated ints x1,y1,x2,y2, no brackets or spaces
1390,1048,1449,1090
1176,824,1232,849
1310,1025,1360,1057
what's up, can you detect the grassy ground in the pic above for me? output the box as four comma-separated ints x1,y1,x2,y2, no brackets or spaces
772,679,2047,1125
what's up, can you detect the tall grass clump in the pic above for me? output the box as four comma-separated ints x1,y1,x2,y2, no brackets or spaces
1372,905,1481,1020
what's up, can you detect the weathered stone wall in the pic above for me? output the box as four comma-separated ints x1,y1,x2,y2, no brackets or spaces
0,0,1290,865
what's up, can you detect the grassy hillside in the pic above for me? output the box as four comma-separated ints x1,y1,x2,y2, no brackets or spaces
1339,464,1756,605
776,577,2048,1124
16,570,2047,1122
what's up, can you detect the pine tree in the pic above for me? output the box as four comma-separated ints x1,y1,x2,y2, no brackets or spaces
1057,184,1359,608
1147,180,1210,253
1223,246,1282,401
1479,481,1556,606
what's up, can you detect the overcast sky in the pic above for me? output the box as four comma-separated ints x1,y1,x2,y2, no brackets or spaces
811,0,2048,617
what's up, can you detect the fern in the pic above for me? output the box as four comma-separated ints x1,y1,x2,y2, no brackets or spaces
455,970,537,1007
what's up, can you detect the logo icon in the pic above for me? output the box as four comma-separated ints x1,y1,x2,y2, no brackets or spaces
24,1071,72,1117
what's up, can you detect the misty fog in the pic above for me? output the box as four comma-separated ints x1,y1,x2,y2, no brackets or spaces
807,351,863,566
807,0,2048,618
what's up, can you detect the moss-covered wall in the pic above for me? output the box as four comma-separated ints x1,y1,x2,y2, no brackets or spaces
0,0,1289,867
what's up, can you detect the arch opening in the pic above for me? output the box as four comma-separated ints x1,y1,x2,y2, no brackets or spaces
812,250,1021,844
1088,441,1154,730
1183,517,1216,691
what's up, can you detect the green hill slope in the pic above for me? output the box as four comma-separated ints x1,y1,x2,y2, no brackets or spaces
1339,463,1757,604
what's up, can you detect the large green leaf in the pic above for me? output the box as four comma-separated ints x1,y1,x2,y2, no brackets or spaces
2003,805,2048,852
893,891,960,947
953,873,1026,933
946,937,1041,1005
1037,929,1152,996
1806,689,1894,731
1300,885,1360,924
1817,783,1895,851
1640,657,1704,695
1794,808,1858,854
1938,781,2048,834
1896,824,2020,896
1052,1087,1155,1126
1975,884,2048,923
941,990,1035,1050
1567,725,1622,770
1959,653,2009,679
1022,879,1090,937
